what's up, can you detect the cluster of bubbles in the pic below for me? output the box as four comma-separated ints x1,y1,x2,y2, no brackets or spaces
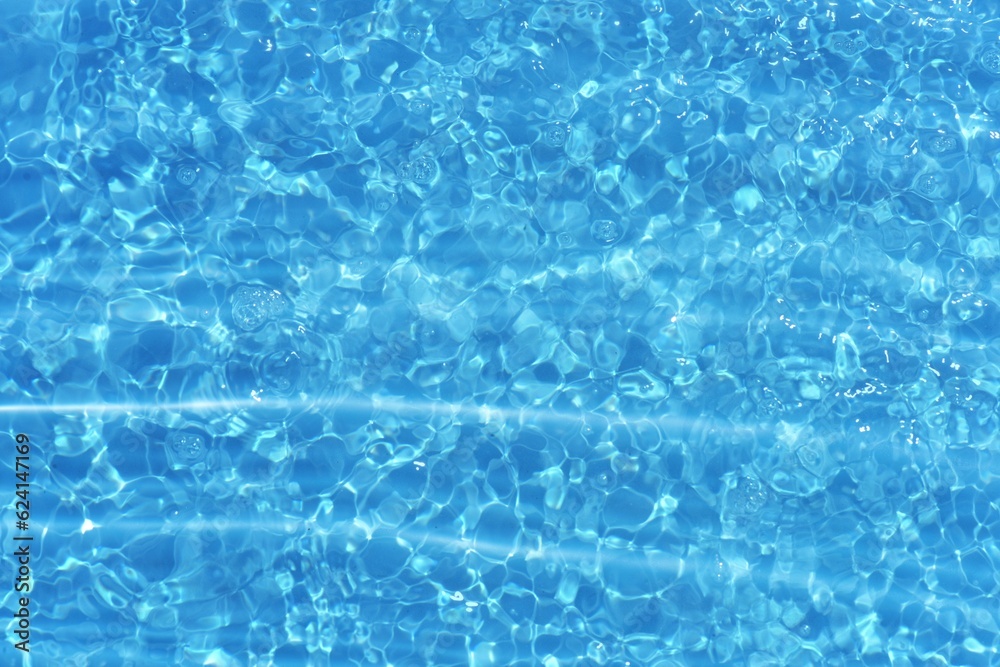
258,350,303,396
728,475,770,516
543,123,568,147
980,47,1000,75
590,219,623,245
915,173,938,197
928,134,957,154
399,157,437,184
165,431,207,465
175,165,198,186
230,285,286,332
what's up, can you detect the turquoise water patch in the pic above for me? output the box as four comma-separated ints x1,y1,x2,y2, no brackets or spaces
1,0,999,665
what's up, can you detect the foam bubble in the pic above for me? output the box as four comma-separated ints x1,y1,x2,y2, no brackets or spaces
543,123,567,147
730,476,768,515
929,135,957,154
176,166,197,186
400,157,437,184
915,173,939,197
231,285,285,331
166,431,207,464
591,219,622,245
981,47,1000,75
259,350,303,395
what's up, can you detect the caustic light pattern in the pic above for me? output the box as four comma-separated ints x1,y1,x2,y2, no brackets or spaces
1,0,1000,666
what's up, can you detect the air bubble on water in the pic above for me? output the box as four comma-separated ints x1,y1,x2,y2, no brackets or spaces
544,123,567,147
374,193,397,212
590,219,622,245
757,390,783,415
796,445,822,473
176,166,197,186
414,319,449,352
709,552,730,584
981,47,1000,75
730,475,768,515
166,431,206,463
231,285,285,331
915,174,937,197
408,99,430,115
929,134,957,154
834,39,862,57
260,350,303,395
402,26,423,42
400,157,436,184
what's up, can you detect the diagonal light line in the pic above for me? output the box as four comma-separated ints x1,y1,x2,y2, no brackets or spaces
0,394,750,435
0,398,274,414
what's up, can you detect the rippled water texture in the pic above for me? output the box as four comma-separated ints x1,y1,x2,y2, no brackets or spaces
2,0,1000,665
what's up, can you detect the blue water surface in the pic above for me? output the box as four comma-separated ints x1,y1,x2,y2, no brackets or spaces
2,0,1000,665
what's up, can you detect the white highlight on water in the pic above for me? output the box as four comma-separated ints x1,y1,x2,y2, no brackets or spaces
0,394,748,436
